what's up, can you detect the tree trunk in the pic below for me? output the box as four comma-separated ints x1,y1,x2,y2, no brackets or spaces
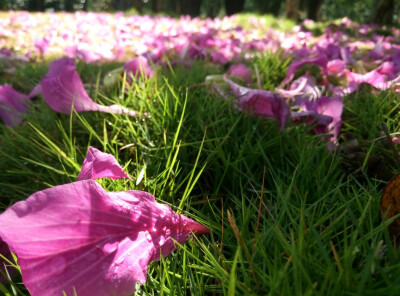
307,0,323,20
152,0,162,13
179,0,202,17
370,0,394,25
113,0,126,10
28,0,44,11
83,0,92,11
259,0,282,16
64,0,74,11
225,0,245,16
132,0,143,13
285,0,298,21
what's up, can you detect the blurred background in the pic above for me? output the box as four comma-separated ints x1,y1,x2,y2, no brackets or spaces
0,0,399,25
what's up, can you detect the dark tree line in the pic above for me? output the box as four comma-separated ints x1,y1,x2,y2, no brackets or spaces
1,0,397,25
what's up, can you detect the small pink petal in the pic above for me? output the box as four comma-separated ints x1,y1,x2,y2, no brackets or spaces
281,55,328,86
224,78,289,130
0,84,30,127
0,180,209,296
123,56,154,82
78,146,133,181
41,58,141,116
327,59,345,75
276,74,321,101
226,64,253,84
392,137,399,143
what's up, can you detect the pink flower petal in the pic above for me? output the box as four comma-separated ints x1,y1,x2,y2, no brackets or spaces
78,146,133,181
224,78,289,130
327,59,345,75
294,96,343,143
0,180,209,296
316,96,343,142
226,64,253,84
123,56,154,82
281,55,328,86
41,58,141,116
0,84,30,127
276,74,322,101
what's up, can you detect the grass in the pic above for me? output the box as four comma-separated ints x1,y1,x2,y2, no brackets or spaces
1,50,400,295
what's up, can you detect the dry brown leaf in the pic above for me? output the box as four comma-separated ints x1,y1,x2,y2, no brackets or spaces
381,172,400,233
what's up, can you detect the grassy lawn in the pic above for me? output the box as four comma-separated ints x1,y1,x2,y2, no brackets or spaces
1,14,400,296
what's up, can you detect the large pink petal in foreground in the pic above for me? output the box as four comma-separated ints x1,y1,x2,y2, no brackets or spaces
78,146,133,181
0,180,209,296
224,78,289,130
41,58,141,116
0,84,30,127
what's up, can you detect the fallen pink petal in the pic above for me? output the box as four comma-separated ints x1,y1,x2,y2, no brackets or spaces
78,146,133,181
41,57,141,116
123,56,154,82
0,84,30,127
226,64,253,84
0,180,209,296
224,77,289,130
294,95,343,143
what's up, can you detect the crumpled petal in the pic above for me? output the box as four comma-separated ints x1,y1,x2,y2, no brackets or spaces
78,146,133,181
276,74,322,101
224,77,289,130
316,96,343,143
123,56,154,82
41,57,141,116
0,180,209,296
294,95,343,143
281,55,328,86
226,64,253,84
0,84,30,127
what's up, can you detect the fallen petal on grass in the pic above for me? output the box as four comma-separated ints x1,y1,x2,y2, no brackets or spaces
78,146,133,181
41,57,142,116
0,180,209,296
0,84,30,127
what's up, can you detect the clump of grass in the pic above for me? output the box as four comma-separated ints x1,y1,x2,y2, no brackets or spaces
251,52,292,91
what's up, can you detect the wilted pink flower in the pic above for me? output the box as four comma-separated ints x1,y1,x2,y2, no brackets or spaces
123,56,154,82
210,50,229,64
340,46,356,65
34,37,50,56
281,55,328,86
344,68,396,91
226,64,253,84
276,74,322,101
327,59,345,75
224,78,289,130
293,95,343,144
368,37,384,60
0,84,30,127
78,146,133,181
0,180,209,296
41,57,141,116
